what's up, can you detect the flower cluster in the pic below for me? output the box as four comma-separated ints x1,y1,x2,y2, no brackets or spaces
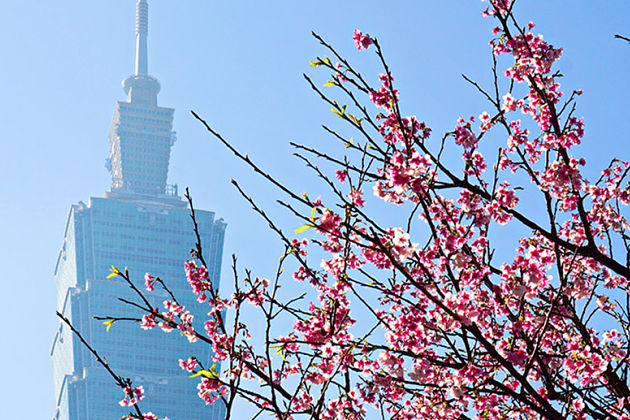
119,414,168,420
118,385,145,407
123,3,630,419
185,260,213,303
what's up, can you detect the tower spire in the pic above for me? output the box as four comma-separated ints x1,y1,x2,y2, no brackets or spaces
122,0,160,105
109,0,174,197
135,0,148,75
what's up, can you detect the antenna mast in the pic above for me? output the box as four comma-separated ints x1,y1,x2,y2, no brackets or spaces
134,0,148,75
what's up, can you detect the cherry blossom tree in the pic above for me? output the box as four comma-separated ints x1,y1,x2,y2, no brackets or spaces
62,1,630,418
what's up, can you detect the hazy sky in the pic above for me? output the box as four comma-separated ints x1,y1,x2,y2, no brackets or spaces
1,1,628,418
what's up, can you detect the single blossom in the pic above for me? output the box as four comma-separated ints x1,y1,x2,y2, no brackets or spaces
353,29,372,50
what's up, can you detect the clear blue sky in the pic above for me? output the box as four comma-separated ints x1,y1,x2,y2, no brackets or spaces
0,1,628,418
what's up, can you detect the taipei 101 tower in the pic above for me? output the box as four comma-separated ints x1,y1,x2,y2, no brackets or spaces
51,2,226,419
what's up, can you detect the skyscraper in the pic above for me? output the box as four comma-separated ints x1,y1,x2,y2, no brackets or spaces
51,2,226,419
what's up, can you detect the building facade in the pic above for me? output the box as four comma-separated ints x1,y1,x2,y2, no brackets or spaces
51,2,226,419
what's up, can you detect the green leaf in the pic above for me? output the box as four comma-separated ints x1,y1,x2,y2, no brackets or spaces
102,320,115,332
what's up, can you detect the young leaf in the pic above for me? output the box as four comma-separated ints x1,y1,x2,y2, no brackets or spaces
106,266,120,279
347,113,363,126
269,343,287,361
294,224,313,234
102,320,115,332
294,207,317,233
331,104,347,119
189,364,218,379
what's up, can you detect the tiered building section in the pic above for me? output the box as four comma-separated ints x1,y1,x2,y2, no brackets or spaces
51,2,226,419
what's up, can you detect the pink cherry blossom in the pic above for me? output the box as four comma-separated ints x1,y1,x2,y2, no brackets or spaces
353,29,372,50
